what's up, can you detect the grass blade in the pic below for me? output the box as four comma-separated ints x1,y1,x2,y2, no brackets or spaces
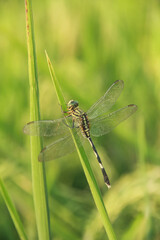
25,1,51,239
45,51,117,240
0,178,28,240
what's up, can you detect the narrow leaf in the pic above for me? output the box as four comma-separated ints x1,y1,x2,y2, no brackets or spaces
45,51,117,240
25,1,51,239
0,178,28,240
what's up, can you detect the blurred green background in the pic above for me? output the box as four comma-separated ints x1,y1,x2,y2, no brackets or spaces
0,0,160,239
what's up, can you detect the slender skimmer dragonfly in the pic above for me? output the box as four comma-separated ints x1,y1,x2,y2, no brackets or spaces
23,80,137,188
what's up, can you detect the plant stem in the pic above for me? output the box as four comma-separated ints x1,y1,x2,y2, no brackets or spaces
25,1,51,239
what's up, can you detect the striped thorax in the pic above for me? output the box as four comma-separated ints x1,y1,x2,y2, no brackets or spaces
67,100,90,138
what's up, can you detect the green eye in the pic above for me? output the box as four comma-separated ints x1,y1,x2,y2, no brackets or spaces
67,100,79,108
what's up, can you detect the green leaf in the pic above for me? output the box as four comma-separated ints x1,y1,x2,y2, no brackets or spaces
0,178,28,240
45,51,117,240
25,1,51,239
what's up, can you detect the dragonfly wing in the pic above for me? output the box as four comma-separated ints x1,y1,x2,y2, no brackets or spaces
38,135,75,161
23,118,72,136
87,80,124,119
90,104,137,137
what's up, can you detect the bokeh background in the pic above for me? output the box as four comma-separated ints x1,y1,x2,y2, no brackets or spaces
0,0,160,239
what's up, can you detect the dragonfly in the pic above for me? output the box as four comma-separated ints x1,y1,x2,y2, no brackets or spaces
23,80,137,188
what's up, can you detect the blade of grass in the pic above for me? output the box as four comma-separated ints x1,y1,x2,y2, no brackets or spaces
45,51,117,240
0,178,28,240
25,1,51,239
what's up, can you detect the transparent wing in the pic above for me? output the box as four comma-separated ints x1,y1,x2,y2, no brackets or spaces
90,104,137,137
38,135,76,161
87,80,124,119
23,118,72,137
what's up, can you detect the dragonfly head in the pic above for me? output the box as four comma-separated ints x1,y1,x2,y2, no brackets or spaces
67,100,79,110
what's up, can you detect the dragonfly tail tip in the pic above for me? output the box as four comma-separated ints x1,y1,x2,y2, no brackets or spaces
105,182,111,189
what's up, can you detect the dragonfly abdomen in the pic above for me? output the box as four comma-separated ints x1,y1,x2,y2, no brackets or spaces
88,137,111,188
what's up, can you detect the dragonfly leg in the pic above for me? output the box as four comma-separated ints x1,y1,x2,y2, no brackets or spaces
60,104,67,114
62,116,78,129
60,106,75,128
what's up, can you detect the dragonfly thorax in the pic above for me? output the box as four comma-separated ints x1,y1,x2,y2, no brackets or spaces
67,100,90,138
67,100,79,110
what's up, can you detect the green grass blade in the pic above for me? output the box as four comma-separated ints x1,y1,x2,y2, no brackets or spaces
45,50,67,111
45,51,117,240
25,1,51,239
0,178,28,240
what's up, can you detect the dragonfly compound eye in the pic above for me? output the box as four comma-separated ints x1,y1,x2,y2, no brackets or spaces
67,100,79,109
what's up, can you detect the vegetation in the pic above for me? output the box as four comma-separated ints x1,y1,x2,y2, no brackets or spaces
0,0,160,239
